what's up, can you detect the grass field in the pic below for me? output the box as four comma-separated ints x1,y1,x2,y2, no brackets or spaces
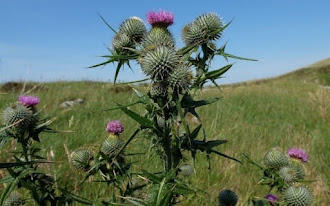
1,59,329,205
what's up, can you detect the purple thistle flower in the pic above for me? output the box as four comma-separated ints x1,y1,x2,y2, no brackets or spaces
106,120,124,134
146,10,174,27
265,194,278,206
288,148,308,163
18,95,40,106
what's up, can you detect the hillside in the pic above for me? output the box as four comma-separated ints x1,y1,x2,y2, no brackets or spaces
223,58,330,88
0,60,329,205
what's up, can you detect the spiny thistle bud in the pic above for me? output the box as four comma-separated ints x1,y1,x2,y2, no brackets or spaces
143,27,175,49
18,95,40,107
168,64,193,93
100,133,124,158
289,160,305,180
146,10,174,28
264,147,289,170
279,167,297,183
182,13,222,45
283,186,313,206
288,148,308,163
4,192,23,206
141,46,179,80
218,189,238,206
118,17,146,43
150,82,168,97
112,32,133,51
2,103,36,133
179,164,194,176
71,149,94,171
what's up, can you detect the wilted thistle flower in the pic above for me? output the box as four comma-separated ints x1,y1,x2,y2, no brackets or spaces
146,10,174,28
288,148,308,163
279,166,297,183
265,194,277,206
4,192,23,206
141,46,179,80
18,95,40,107
283,186,313,206
182,13,223,45
71,149,94,171
168,64,193,93
264,147,289,170
106,120,124,134
118,17,147,43
218,189,238,206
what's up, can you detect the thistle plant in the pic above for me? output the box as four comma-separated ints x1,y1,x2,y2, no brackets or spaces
0,96,92,205
69,120,137,205
89,9,256,205
245,147,313,206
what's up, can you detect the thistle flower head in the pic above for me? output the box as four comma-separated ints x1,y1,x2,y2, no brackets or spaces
143,27,175,49
288,148,308,163
106,120,124,134
168,64,193,93
265,194,278,206
218,189,238,206
264,147,289,170
141,46,179,80
18,95,40,106
112,32,133,51
283,186,313,206
101,133,124,158
119,17,146,42
146,10,174,27
279,166,297,183
71,149,94,171
182,13,223,45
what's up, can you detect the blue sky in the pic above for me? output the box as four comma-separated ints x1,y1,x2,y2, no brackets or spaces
1,0,330,84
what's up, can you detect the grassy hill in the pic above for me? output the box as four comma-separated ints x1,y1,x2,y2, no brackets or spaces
224,58,330,88
0,60,329,205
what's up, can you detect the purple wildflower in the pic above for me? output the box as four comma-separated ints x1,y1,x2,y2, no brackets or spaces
265,194,278,206
288,148,308,163
146,10,174,27
18,95,40,106
106,120,124,134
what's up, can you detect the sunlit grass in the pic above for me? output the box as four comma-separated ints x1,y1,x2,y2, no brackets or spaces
0,65,329,205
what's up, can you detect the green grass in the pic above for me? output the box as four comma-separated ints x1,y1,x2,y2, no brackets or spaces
0,63,329,205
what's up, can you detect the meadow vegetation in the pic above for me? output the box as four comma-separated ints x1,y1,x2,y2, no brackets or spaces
1,61,329,205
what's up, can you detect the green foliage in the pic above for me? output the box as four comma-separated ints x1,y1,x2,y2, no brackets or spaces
4,192,23,206
0,99,90,205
